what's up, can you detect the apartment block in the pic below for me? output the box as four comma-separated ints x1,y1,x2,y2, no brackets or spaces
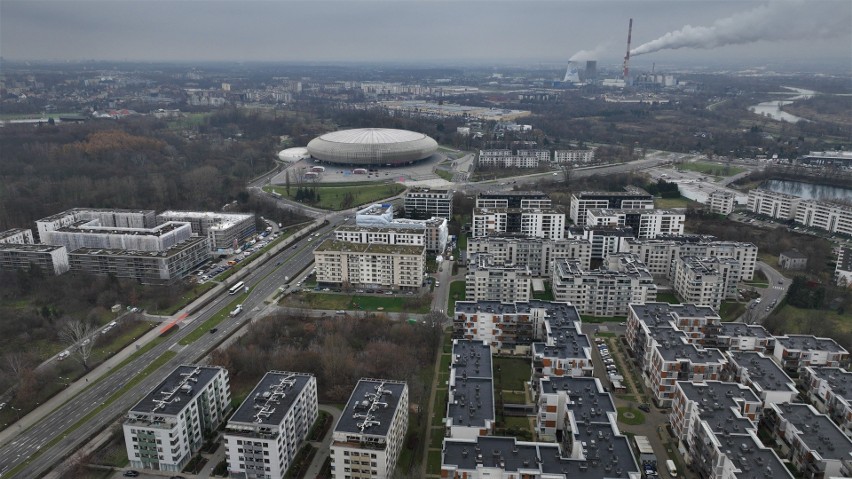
313,240,425,291
553,149,594,164
403,187,453,220
465,253,532,303
330,379,408,479
551,255,656,317
626,302,722,348
670,381,791,479
569,189,654,226
352,203,448,252
747,188,801,220
762,402,852,479
801,367,852,438
620,236,759,281
0,228,35,244
36,208,156,240
707,190,735,215
566,226,634,259
0,243,70,275
124,365,231,472
445,340,495,439
472,208,565,240
156,210,255,252
534,376,615,443
723,351,798,406
585,208,685,239
224,372,318,479
715,323,775,353
69,236,210,285
836,247,852,288
771,335,849,372
795,200,852,236
466,236,591,276
476,191,552,210
532,305,594,379
672,256,740,310
478,150,540,168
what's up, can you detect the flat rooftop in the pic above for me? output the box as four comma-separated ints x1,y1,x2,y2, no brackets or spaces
657,341,725,364
158,210,253,229
0,243,65,253
714,433,793,479
129,365,222,417
776,335,847,354
314,238,425,256
0,228,31,240
631,302,721,327
719,323,771,339
775,403,852,460
37,207,155,223
729,352,795,393
586,208,681,216
452,340,493,380
575,189,652,199
806,367,852,402
455,300,581,322
335,379,406,438
228,372,314,427
356,204,393,216
69,236,208,258
54,219,187,237
677,381,759,436
539,376,615,422
478,191,547,198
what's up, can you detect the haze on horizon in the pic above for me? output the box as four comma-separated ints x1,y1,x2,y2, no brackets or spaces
2,0,850,70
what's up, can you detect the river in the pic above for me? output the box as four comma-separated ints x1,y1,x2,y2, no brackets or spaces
762,179,852,201
749,86,815,123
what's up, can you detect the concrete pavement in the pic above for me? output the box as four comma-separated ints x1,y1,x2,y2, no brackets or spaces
302,405,342,479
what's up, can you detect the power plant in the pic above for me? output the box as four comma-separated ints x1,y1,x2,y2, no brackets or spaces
622,18,633,84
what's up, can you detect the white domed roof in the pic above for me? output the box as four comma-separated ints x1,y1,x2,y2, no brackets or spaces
307,128,437,166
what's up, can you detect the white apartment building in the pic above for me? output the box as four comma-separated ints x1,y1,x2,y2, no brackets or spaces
335,226,425,247
478,149,543,168
0,228,35,244
330,379,408,479
551,255,657,317
836,247,852,287
620,237,758,281
445,340,495,439
772,335,849,372
672,256,740,310
465,253,532,303
747,189,801,220
708,190,735,215
516,149,552,162
585,208,685,238
42,219,194,253
795,200,852,236
36,208,156,240
472,208,565,240
124,365,231,472
475,191,552,210
352,204,448,252
313,240,425,291
403,188,453,220
569,189,654,226
535,376,615,443
565,226,634,259
553,149,594,164
466,236,592,276
801,367,852,438
225,372,318,479
156,210,255,252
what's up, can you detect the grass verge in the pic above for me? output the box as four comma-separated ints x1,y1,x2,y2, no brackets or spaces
179,291,249,345
494,357,531,391
264,183,406,211
447,281,466,314
284,291,431,314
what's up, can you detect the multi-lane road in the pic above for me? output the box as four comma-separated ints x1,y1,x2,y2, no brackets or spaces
0,215,345,478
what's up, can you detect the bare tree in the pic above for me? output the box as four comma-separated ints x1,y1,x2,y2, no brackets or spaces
60,319,97,371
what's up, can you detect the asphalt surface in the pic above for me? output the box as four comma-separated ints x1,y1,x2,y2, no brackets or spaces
0,216,345,479
740,261,791,324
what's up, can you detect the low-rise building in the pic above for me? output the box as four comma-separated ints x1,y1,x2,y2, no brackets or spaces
156,210,255,253
403,187,453,220
445,340,495,439
585,208,685,239
762,402,852,479
0,243,70,275
672,256,740,310
551,255,656,317
313,239,425,291
465,253,531,303
554,149,594,164
124,365,231,472
771,335,849,372
779,250,808,270
466,236,592,276
330,379,408,479
224,372,318,479
801,367,852,438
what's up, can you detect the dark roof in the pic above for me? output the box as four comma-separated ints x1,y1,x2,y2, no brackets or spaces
335,378,407,438
714,434,793,479
129,365,223,416
676,381,759,435
228,372,314,427
774,403,852,460
780,250,808,259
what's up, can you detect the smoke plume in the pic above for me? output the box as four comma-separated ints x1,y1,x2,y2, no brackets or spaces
631,0,851,56
569,43,609,62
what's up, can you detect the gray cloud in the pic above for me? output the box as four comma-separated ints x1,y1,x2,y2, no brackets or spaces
1,0,850,66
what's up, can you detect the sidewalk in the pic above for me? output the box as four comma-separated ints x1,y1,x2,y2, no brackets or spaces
302,405,342,478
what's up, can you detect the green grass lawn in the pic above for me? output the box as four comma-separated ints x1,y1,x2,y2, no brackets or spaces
501,390,527,403
426,450,443,475
429,429,445,449
264,183,406,211
447,281,466,314
435,169,454,181
457,233,467,251
656,292,681,304
532,283,555,301
179,291,249,345
581,315,627,323
677,161,745,177
494,357,531,391
439,353,452,371
769,304,852,335
503,416,532,431
617,407,646,426
286,292,431,313
654,197,699,209
719,301,746,321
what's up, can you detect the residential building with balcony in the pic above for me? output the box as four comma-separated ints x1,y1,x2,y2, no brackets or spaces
156,210,255,253
585,208,685,239
801,367,852,438
466,236,591,276
747,189,801,220
569,189,654,226
554,149,594,164
330,379,408,479
0,243,70,275
708,190,735,215
403,187,453,220
124,365,231,472
465,253,532,303
313,240,425,291
445,340,495,439
551,255,656,317
771,335,848,372
619,237,758,281
723,351,798,406
224,372,318,479
715,323,775,353
0,228,35,244
672,256,740,310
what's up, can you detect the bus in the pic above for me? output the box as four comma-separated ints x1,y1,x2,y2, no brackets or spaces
229,281,245,295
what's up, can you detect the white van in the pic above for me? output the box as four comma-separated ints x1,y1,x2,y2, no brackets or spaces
666,459,677,477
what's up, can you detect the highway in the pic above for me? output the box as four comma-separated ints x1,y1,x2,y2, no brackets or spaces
0,216,344,479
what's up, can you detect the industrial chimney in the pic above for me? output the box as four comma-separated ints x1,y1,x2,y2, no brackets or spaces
623,18,633,85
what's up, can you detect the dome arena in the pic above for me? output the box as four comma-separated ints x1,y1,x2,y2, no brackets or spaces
306,128,438,166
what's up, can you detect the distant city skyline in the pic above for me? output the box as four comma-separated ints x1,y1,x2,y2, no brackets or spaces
1,0,850,70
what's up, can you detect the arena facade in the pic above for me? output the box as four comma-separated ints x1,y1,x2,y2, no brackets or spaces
306,128,438,166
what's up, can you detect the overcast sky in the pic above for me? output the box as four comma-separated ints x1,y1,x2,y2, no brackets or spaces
2,0,850,68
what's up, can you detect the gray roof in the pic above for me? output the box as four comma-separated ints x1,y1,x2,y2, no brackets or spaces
676,381,759,435
719,323,771,339
129,365,222,417
448,340,494,429
539,376,615,421
228,372,314,427
776,335,847,354
775,403,852,460
657,341,725,364
728,352,795,393
714,434,793,479
807,367,852,402
630,302,720,327
335,378,407,438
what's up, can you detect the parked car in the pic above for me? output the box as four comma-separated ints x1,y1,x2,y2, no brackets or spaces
638,403,651,413
123,472,140,478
